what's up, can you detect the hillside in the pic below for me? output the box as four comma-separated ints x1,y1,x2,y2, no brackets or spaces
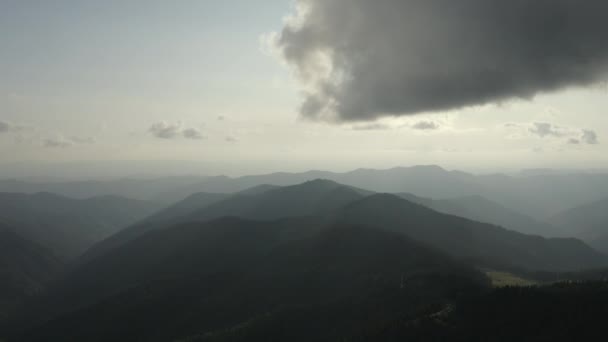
0,229,62,320
17,220,487,342
550,197,608,252
337,194,607,272
0,192,164,259
84,180,368,261
398,193,564,237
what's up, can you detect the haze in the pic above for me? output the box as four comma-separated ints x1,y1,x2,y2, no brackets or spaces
1,1,607,179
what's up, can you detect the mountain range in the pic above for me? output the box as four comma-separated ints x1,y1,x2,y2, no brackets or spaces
5,166,608,220
0,192,164,259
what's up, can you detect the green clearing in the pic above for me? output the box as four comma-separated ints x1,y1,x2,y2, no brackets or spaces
486,271,537,287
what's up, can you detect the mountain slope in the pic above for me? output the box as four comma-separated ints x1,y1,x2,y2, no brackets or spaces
337,194,607,272
0,229,62,320
19,219,486,342
84,180,368,261
0,192,164,259
550,197,608,252
398,193,564,237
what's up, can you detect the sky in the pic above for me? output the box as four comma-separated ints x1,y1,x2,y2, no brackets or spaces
1,0,607,178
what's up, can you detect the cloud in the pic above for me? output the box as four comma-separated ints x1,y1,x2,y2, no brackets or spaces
44,136,74,148
582,129,599,145
42,135,96,148
275,0,608,122
70,136,96,144
148,121,206,141
0,121,10,133
529,123,565,138
182,128,205,140
149,121,183,139
351,123,390,131
568,138,581,145
0,120,27,134
411,121,440,131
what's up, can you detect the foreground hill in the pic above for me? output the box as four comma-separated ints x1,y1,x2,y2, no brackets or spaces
0,192,164,259
17,219,487,342
0,229,62,320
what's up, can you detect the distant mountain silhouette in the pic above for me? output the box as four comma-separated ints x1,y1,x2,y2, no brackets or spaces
0,229,61,320
0,176,207,202
119,166,608,219
0,192,164,259
397,193,564,237
550,197,608,253
19,219,486,342
5,166,608,219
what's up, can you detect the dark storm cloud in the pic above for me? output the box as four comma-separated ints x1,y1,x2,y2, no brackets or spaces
276,0,608,122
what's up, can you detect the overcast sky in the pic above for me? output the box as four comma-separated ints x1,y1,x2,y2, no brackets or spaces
1,0,607,178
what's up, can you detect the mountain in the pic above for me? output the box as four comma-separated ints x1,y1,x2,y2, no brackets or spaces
0,229,62,320
0,176,207,202
17,219,487,342
6,166,608,219
549,198,608,253
336,194,607,272
186,179,371,222
88,180,606,272
0,192,164,259
121,166,608,219
80,191,230,263
84,180,369,261
397,193,564,237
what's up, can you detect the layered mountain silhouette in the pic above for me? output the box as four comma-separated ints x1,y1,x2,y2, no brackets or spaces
4,177,608,341
88,180,606,272
83,180,369,260
7,166,608,220
0,192,164,259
